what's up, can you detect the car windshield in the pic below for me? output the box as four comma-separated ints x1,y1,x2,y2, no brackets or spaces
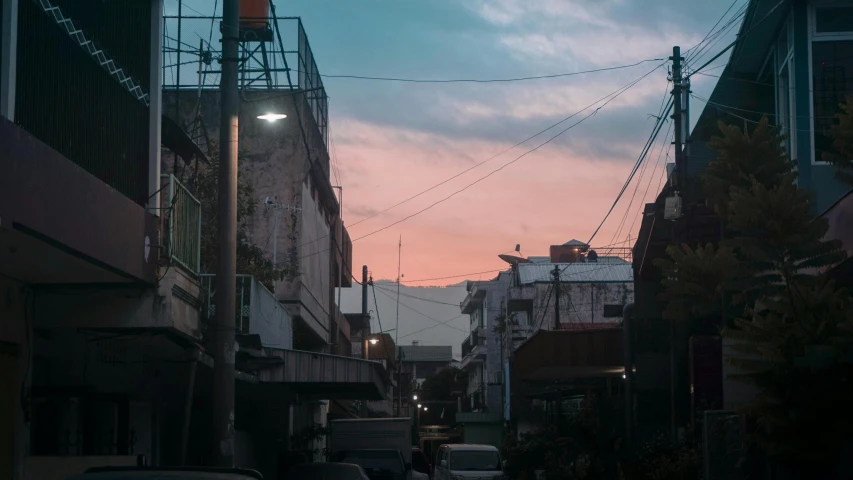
449,450,501,471
338,450,404,474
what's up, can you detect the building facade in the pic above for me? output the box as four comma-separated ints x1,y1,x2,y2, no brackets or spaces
459,272,512,413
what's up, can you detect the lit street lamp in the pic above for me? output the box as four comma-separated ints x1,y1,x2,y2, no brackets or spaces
257,112,287,122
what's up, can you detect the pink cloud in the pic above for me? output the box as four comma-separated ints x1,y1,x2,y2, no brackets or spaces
333,117,662,284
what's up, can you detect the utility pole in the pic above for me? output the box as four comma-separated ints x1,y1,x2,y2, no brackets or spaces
552,265,561,330
669,45,685,445
211,0,239,467
396,236,402,415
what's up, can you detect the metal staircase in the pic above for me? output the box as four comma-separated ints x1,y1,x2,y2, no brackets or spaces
34,0,150,106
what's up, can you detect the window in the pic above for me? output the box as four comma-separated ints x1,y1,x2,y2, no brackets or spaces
776,14,797,156
810,3,853,164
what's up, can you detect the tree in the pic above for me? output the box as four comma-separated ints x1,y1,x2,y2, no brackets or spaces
655,118,853,475
178,142,292,290
825,94,853,184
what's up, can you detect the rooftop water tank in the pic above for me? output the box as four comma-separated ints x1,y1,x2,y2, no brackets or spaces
239,0,269,30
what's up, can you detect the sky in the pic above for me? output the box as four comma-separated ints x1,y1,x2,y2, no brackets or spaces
165,0,741,288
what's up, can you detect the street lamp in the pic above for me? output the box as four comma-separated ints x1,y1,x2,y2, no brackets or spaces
413,394,418,400
423,407,428,412
369,338,379,345
257,112,287,122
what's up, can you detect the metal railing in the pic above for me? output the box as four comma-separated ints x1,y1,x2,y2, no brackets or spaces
161,174,202,275
461,327,486,359
161,15,329,148
199,274,293,346
200,274,255,334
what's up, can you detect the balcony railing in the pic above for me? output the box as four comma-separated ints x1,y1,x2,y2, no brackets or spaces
160,174,201,275
199,274,293,348
461,327,486,359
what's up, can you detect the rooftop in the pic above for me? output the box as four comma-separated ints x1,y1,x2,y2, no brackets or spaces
399,345,453,363
518,262,633,284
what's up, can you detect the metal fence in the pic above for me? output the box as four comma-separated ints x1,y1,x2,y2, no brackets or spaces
160,175,201,275
161,14,329,148
199,274,292,347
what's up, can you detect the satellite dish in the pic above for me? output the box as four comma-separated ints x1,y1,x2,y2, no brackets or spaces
588,250,599,262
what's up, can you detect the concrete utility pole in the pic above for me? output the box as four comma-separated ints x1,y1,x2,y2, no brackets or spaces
552,265,561,330
671,46,685,190
669,45,685,445
211,0,239,467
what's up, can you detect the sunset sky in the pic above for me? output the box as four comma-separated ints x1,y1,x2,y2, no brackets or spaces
167,0,738,286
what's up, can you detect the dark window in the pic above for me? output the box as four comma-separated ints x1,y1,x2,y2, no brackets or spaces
812,40,853,162
815,7,853,33
603,304,625,318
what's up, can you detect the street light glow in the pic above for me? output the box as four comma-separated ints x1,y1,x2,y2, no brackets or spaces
417,404,422,409
413,394,418,400
423,407,428,412
257,112,287,122
369,338,378,345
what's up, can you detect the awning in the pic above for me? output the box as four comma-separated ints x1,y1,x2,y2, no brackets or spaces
237,347,391,401
161,114,210,165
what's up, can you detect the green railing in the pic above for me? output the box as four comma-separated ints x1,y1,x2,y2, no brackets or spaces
161,174,201,274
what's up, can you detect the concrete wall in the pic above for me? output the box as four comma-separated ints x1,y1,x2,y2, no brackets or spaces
0,277,30,480
33,268,202,341
529,282,633,330
163,90,338,346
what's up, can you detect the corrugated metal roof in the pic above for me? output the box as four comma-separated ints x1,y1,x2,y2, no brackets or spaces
399,345,453,363
563,239,589,247
518,262,633,284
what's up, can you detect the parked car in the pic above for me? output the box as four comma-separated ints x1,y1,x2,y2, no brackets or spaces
433,444,505,480
411,447,432,479
333,449,410,480
286,462,370,480
66,466,263,480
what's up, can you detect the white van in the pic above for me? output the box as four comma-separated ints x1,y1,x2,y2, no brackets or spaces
434,444,505,480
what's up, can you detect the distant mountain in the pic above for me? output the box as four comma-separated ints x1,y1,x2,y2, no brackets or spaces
337,281,470,360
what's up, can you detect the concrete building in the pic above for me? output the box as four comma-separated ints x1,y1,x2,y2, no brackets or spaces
504,240,633,352
0,2,390,478
458,272,512,413
400,342,453,392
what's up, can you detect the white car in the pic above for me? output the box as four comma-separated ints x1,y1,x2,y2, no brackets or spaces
433,444,505,480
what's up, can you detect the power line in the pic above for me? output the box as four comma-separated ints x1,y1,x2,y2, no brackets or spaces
372,284,464,306
587,97,673,245
686,2,748,69
397,315,468,340
349,62,668,246
687,0,786,78
320,58,665,84
346,65,666,232
684,0,742,59
370,281,396,361
374,286,469,334
608,77,672,247
401,269,507,284
627,123,674,238
291,63,667,262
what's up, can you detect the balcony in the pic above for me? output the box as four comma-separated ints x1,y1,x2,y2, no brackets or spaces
200,274,293,349
460,327,486,369
160,175,201,275
460,284,487,314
